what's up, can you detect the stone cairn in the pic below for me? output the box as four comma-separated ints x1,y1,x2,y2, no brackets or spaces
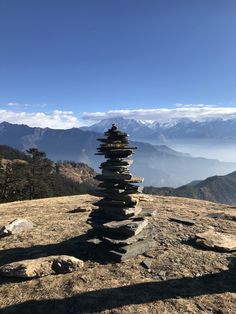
88,124,155,262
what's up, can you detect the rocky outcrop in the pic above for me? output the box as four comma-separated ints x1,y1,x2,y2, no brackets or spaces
56,161,97,185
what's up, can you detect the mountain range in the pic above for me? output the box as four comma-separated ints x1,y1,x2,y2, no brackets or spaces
84,117,236,142
144,170,236,205
1,121,236,187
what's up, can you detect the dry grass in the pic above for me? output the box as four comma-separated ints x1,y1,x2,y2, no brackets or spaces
0,194,235,313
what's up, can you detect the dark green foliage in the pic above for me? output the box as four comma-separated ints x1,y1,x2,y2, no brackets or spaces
0,147,95,203
0,160,28,202
0,145,29,161
25,148,54,199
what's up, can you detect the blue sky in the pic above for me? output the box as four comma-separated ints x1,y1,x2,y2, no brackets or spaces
0,0,236,128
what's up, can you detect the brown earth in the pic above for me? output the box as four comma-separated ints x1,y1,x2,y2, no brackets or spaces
0,194,235,314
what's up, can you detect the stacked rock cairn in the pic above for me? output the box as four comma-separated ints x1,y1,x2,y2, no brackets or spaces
88,124,155,262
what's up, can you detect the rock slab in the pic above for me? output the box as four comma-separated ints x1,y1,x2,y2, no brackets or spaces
195,229,236,252
0,218,34,238
0,255,84,278
170,216,195,226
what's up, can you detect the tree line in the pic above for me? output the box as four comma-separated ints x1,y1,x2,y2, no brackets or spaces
0,147,94,203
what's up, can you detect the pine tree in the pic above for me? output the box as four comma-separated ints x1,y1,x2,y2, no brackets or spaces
25,148,54,199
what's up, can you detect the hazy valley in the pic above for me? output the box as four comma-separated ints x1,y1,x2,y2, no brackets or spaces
1,120,236,188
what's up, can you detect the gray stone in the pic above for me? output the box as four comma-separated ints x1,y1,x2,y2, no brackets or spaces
170,216,195,225
0,255,84,278
158,270,167,280
96,173,134,181
103,227,153,245
195,229,236,252
96,186,142,195
100,165,130,171
95,198,139,208
88,124,155,261
71,207,87,213
0,218,34,238
95,206,142,220
138,208,156,218
95,149,133,157
141,259,152,270
207,212,226,219
101,218,148,237
100,160,133,167
87,238,102,245
109,238,156,262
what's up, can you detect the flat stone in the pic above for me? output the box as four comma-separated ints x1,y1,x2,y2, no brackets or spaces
0,218,34,238
95,149,133,157
97,185,142,194
207,212,226,219
100,165,130,171
100,143,130,149
104,130,127,137
95,198,139,207
70,207,88,213
98,182,139,188
109,238,156,262
138,208,156,218
101,218,148,237
101,170,130,177
195,229,236,252
103,227,153,245
127,186,143,193
92,206,142,220
95,199,127,207
103,153,133,159
158,270,167,280
97,137,128,142
169,216,195,226
92,189,131,197
111,195,139,203
138,194,154,202
100,160,133,167
98,146,136,151
97,175,144,183
96,174,133,181
141,259,152,270
87,238,102,245
0,255,84,278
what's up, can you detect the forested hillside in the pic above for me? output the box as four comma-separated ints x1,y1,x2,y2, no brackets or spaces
0,145,97,203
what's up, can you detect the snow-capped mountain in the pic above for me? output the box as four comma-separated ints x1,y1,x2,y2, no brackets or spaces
84,117,236,141
2,121,236,187
82,117,153,139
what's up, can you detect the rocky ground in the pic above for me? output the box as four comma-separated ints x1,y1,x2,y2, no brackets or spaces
0,194,235,314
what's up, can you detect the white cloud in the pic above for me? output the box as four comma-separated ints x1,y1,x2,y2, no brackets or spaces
5,102,20,107
0,109,81,129
3,102,47,109
83,105,236,122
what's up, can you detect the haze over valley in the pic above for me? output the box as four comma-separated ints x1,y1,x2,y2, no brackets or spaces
85,117,236,162
1,119,236,188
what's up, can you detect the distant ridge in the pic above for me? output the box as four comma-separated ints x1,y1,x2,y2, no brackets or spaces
85,116,236,141
1,121,236,187
144,171,236,205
